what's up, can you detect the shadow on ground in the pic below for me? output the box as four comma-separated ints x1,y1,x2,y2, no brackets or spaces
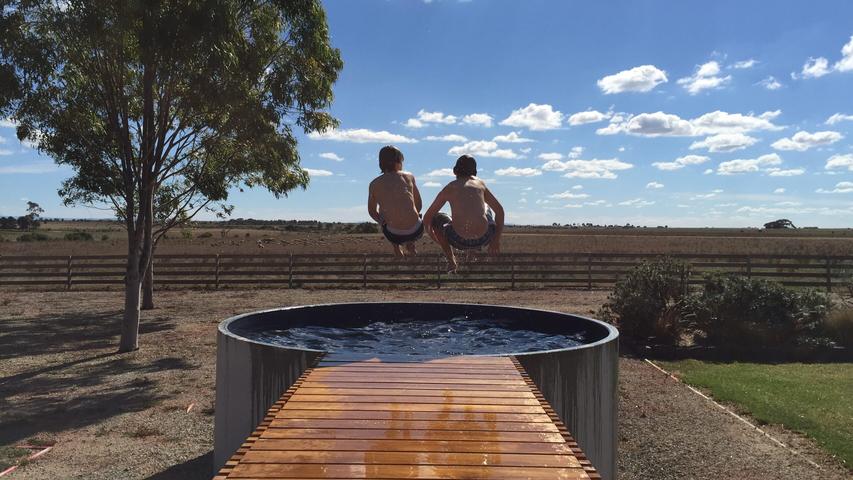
0,310,193,445
146,451,213,480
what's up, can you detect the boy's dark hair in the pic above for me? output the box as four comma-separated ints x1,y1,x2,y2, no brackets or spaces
453,155,477,177
379,145,404,173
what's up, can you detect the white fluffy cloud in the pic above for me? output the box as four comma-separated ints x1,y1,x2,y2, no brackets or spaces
646,181,664,189
690,133,758,152
774,188,786,194
691,110,783,135
0,148,11,155
716,153,782,175
461,113,494,127
801,57,831,78
677,61,731,95
600,111,694,137
448,140,521,159
422,181,442,187
826,153,853,171
0,160,60,174
826,113,853,125
304,168,333,177
568,110,610,126
538,152,563,161
494,167,542,177
569,146,584,159
424,134,468,142
766,168,805,177
492,131,534,143
732,59,757,69
548,191,590,199
309,128,417,144
424,168,454,177
834,35,853,72
500,103,563,131
597,65,668,94
541,158,633,179
816,181,853,194
319,152,343,161
404,109,457,128
652,155,710,171
771,131,843,151
0,118,17,128
758,76,782,90
618,198,655,207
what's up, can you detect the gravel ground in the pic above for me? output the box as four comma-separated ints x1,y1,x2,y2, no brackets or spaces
0,289,848,479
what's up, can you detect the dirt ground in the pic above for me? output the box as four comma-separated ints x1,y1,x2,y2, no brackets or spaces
0,289,849,479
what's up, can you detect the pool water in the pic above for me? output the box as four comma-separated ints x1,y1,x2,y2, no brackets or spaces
244,317,588,356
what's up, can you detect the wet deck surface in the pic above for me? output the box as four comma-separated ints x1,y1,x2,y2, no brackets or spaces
216,354,598,479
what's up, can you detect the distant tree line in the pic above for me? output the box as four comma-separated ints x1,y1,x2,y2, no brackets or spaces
0,201,44,231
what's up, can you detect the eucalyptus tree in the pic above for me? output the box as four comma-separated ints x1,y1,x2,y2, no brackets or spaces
0,0,342,351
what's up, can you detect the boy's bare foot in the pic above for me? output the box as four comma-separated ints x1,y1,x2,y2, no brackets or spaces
447,258,458,273
405,242,417,256
393,245,404,257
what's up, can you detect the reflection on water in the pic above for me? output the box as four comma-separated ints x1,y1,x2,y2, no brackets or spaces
247,317,587,355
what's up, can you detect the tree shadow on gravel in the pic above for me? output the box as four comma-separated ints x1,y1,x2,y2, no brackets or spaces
0,310,193,445
146,451,212,480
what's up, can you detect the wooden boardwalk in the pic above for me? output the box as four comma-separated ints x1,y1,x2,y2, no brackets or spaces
215,354,600,479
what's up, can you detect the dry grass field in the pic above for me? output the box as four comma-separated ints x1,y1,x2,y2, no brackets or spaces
2,220,853,257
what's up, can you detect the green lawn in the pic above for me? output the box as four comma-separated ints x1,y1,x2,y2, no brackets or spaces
659,360,853,470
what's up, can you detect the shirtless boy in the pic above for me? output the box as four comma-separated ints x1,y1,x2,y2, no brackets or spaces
367,145,424,256
423,155,505,272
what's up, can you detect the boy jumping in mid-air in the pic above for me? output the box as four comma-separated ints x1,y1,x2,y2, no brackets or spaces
367,145,424,256
423,155,504,272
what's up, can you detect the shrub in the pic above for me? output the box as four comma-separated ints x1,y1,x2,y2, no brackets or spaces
197,231,213,238
598,257,692,343
64,231,94,241
824,308,853,347
100,234,109,241
349,222,379,234
17,232,49,242
693,274,830,347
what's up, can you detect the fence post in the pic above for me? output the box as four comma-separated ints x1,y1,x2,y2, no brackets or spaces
436,253,442,289
288,253,293,289
66,255,73,290
745,256,752,279
510,255,516,290
214,254,220,289
826,257,832,292
587,254,592,290
362,254,368,289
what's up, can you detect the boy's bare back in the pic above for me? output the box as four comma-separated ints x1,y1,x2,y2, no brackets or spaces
441,176,493,238
368,171,421,230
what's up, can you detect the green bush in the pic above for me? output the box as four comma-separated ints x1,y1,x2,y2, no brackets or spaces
693,274,830,347
64,231,94,241
17,232,49,242
825,307,853,347
598,257,692,343
197,231,213,238
100,234,109,241
349,222,379,234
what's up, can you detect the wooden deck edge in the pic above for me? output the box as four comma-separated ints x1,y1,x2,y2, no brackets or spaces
213,354,325,480
510,356,602,480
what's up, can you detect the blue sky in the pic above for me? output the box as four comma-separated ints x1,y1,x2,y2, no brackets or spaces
1,0,852,227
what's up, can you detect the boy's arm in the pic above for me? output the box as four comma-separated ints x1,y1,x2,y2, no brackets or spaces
367,186,382,224
423,188,448,242
410,175,423,214
483,186,505,254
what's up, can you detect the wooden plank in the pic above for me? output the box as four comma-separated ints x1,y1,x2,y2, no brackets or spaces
226,463,588,479
238,449,579,467
286,394,541,406
292,387,534,397
274,409,554,423
299,381,533,392
280,402,545,414
260,428,566,443
250,438,573,455
310,368,522,378
267,418,558,432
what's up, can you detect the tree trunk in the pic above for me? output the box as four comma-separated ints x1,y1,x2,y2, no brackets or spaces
118,248,142,352
142,258,154,310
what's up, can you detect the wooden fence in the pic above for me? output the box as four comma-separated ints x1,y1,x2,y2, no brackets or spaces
1,252,852,291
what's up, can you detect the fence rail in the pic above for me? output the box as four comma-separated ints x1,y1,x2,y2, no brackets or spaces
1,252,851,291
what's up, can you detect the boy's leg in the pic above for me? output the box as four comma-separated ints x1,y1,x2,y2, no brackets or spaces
434,227,457,272
404,241,417,255
392,243,404,256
